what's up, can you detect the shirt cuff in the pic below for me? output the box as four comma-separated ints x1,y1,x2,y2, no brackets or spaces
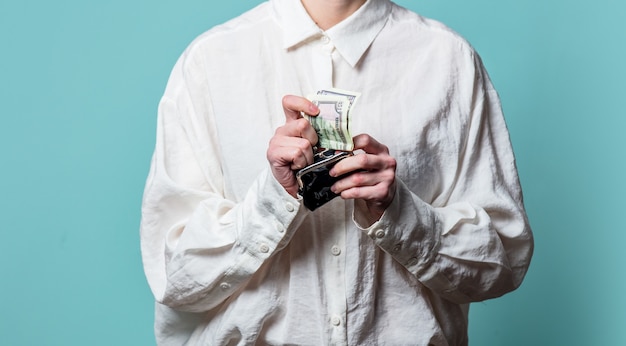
352,179,441,277
237,168,310,261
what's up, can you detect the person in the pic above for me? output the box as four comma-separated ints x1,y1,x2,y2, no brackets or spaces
140,0,534,344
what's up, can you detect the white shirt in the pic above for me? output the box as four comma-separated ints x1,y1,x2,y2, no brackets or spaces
140,0,534,345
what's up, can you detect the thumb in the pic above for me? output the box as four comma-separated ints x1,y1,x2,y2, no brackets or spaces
282,95,319,122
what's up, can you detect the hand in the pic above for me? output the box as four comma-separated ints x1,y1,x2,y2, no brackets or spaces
267,95,319,197
329,134,397,220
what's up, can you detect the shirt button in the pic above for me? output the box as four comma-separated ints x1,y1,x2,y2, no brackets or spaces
275,220,285,233
220,282,231,290
285,202,295,212
407,257,418,267
331,315,341,326
375,229,386,239
321,35,330,44
392,244,402,253
260,244,270,253
331,245,341,256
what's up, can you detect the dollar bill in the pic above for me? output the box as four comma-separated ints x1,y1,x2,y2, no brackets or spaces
316,88,361,114
306,88,361,151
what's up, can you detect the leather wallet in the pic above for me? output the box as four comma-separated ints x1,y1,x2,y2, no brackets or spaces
296,149,352,211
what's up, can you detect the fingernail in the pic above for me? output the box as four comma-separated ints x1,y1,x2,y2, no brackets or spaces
310,103,319,114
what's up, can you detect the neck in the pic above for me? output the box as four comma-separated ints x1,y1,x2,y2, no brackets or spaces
300,0,367,30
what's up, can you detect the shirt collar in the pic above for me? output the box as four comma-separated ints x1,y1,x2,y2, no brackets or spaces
272,0,392,67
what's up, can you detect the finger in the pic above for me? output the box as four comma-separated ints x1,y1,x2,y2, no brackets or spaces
333,173,396,207
268,136,315,167
281,138,314,168
352,134,389,155
274,118,319,147
337,182,391,202
330,153,393,177
332,169,393,194
268,145,312,170
282,95,320,122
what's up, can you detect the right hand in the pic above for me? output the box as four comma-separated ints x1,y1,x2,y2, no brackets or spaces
267,95,319,197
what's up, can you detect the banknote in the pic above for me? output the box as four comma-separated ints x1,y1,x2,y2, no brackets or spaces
306,88,361,151
316,88,361,114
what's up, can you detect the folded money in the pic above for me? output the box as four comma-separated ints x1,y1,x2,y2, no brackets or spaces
306,88,361,151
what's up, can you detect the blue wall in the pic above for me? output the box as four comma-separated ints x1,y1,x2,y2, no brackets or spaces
1,1,624,345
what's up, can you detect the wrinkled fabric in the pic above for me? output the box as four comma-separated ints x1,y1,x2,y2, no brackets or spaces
140,0,534,344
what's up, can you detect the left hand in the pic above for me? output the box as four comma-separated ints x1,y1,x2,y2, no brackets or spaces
329,134,397,220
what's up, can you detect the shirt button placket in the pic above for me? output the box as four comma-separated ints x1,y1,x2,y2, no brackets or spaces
313,34,334,86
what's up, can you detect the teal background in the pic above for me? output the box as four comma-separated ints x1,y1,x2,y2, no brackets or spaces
1,0,624,344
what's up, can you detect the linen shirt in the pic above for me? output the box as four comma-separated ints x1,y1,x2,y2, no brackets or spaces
140,0,534,344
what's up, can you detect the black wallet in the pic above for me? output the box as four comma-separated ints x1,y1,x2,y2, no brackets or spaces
296,149,352,211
